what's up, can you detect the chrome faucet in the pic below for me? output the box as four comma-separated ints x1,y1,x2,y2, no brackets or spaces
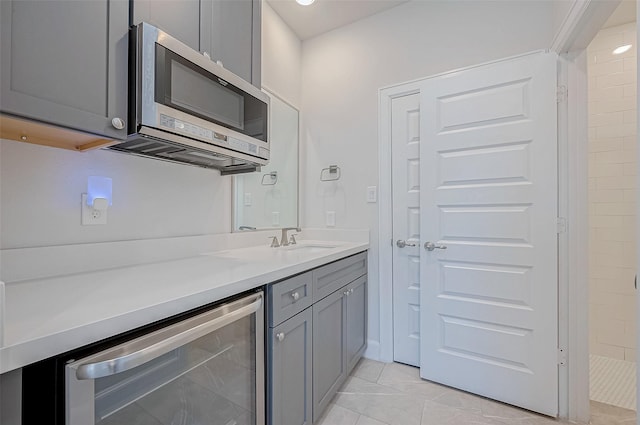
280,227,301,247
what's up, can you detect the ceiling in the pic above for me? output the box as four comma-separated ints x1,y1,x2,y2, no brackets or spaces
266,0,409,40
603,0,636,28
267,0,637,45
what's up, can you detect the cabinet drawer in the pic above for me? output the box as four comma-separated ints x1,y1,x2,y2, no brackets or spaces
268,272,313,327
312,252,367,302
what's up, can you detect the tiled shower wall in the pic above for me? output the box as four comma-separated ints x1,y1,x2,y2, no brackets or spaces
588,22,637,362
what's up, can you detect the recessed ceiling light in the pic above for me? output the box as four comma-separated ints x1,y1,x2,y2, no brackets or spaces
613,44,632,55
296,0,315,5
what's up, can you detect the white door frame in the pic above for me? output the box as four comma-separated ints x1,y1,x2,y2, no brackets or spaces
378,2,624,422
551,0,627,422
378,81,422,364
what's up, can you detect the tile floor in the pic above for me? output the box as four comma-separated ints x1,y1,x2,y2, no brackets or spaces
315,359,637,425
590,355,637,411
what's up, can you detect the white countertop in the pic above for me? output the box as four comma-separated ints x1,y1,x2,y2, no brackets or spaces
0,239,368,373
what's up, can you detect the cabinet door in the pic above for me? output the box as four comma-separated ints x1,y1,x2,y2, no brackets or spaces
346,276,368,373
132,0,201,52
0,0,129,140
270,308,313,425
201,0,260,86
312,289,347,422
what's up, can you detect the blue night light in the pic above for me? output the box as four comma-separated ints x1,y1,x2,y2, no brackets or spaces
87,176,113,207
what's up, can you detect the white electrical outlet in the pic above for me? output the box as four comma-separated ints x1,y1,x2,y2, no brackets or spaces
81,193,107,225
367,186,377,203
244,193,252,206
272,211,280,226
326,211,336,227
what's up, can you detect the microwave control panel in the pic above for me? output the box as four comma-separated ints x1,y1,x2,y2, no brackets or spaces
160,114,213,141
159,114,261,157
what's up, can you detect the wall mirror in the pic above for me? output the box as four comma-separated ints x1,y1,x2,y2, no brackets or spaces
233,90,299,231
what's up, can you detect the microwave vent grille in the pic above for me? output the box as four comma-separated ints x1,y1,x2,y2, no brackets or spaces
109,136,259,174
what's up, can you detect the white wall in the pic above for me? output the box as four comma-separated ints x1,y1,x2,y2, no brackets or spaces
587,22,637,362
0,140,232,248
262,1,302,108
0,1,301,251
0,140,231,249
300,0,556,356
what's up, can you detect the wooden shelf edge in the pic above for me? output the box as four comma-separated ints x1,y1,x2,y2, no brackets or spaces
0,114,121,152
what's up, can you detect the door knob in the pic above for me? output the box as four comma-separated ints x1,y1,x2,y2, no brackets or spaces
396,240,417,248
424,241,447,251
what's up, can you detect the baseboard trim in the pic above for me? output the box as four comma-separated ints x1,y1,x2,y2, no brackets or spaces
363,340,381,361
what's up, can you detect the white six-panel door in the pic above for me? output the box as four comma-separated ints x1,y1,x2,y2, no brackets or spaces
391,93,421,366
419,52,559,416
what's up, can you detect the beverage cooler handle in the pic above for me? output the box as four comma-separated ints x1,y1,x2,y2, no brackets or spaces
72,292,262,380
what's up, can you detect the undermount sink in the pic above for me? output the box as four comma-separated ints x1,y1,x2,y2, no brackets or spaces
282,243,339,253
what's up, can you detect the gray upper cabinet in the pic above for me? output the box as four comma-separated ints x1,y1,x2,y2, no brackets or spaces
132,0,201,51
132,0,261,87
0,0,129,140
200,0,261,86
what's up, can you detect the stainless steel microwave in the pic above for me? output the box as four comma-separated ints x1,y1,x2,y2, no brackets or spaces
112,22,270,175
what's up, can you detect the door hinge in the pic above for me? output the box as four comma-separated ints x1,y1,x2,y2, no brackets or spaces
556,85,568,103
557,217,567,234
558,348,567,366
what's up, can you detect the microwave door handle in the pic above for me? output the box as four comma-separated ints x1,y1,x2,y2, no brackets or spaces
73,293,262,380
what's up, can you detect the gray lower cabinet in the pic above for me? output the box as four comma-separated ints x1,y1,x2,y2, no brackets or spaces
312,288,347,422
346,276,368,373
312,274,368,422
268,251,368,425
269,308,313,425
0,0,129,139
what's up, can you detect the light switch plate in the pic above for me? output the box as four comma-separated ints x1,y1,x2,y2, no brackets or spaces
326,211,336,227
272,211,280,226
244,193,252,206
367,186,377,203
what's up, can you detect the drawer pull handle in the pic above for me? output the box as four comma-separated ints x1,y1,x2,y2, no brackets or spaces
291,292,300,301
276,332,286,342
72,293,263,380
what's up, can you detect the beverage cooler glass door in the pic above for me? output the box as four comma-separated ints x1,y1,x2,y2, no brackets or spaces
65,292,264,425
